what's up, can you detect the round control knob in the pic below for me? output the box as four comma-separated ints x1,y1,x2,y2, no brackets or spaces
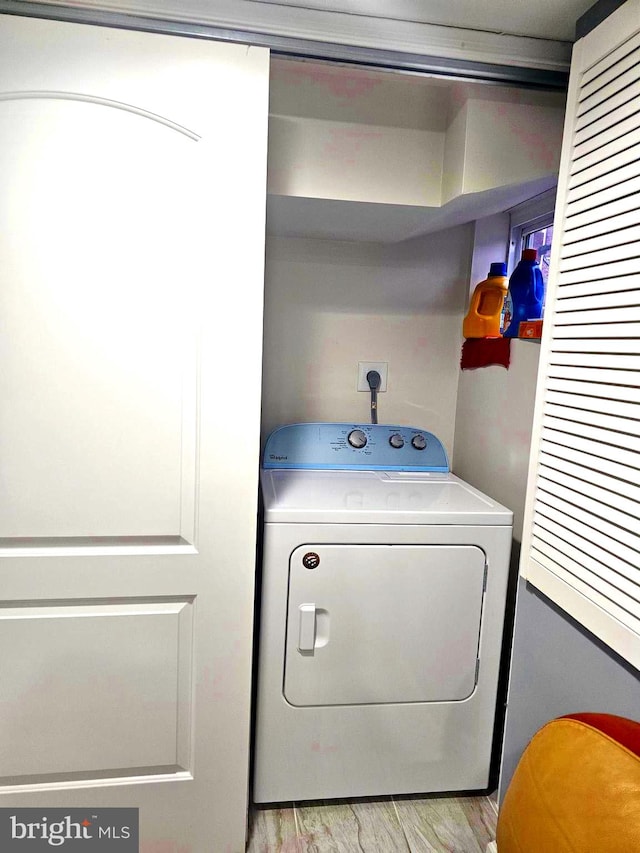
389,434,404,449
411,434,427,450
348,429,367,449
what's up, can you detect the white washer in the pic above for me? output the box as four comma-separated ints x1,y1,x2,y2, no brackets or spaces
254,423,513,803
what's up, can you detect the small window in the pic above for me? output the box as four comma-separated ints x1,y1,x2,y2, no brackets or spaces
508,190,556,288
524,223,554,291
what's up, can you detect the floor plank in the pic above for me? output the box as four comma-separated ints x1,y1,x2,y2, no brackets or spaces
247,804,300,853
247,795,497,852
295,799,410,852
393,797,485,853
457,797,497,851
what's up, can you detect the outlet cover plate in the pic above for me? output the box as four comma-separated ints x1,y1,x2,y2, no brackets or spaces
357,361,388,392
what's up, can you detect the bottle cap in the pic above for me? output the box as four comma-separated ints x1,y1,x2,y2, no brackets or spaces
488,262,507,277
522,248,538,261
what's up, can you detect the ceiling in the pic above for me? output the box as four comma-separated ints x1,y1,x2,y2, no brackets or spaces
258,0,598,43
32,0,599,63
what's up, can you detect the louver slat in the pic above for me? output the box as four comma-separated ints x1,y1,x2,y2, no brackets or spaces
558,264,640,291
568,159,640,207
560,239,640,270
533,500,640,571
538,463,640,518
569,149,640,196
571,127,640,179
546,375,640,403
539,454,640,508
564,192,640,231
548,351,640,369
569,130,640,181
545,390,640,419
573,101,640,151
544,400,640,435
580,28,640,92
564,207,640,243
562,226,640,260
540,441,639,493
578,60,640,120
565,177,640,220
557,278,640,299
550,338,640,355
523,17,640,668
573,110,640,159
531,528,640,603
535,486,640,554
555,312,640,328
575,77,640,134
530,546,640,633
558,258,640,284
540,427,640,470
536,475,637,533
553,306,640,324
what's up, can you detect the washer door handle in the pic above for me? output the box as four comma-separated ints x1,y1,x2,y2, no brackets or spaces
298,603,316,652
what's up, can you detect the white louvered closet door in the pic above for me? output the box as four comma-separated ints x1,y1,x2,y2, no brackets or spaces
521,0,640,670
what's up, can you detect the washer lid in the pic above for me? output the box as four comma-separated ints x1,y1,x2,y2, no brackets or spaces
261,468,513,525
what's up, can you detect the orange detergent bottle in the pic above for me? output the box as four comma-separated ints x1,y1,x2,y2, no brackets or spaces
462,262,509,338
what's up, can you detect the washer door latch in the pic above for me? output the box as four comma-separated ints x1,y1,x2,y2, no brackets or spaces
298,604,316,652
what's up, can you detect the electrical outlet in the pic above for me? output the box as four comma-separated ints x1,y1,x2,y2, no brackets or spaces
357,362,388,392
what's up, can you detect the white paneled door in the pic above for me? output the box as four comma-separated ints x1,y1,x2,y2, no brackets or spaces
0,14,269,852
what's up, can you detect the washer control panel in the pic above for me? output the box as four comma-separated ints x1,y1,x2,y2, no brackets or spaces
263,423,449,471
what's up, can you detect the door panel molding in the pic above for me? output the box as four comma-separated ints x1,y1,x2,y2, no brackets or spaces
0,598,194,781
0,91,201,139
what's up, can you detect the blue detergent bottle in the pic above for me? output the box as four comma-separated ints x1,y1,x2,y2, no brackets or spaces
502,248,545,337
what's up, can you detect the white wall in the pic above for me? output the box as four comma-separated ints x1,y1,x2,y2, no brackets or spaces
261,224,474,456
453,212,540,538
453,341,540,540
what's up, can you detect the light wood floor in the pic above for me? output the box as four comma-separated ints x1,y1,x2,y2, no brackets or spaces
247,793,498,852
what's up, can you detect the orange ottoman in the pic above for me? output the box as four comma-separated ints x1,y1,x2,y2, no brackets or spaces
496,713,640,852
